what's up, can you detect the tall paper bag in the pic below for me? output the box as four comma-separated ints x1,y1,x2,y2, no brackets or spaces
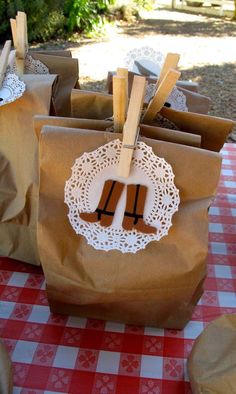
0,74,56,265
38,126,221,328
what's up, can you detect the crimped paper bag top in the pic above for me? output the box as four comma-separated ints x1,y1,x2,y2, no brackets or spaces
71,89,234,152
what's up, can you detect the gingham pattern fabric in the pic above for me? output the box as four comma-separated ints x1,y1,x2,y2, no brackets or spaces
0,144,236,394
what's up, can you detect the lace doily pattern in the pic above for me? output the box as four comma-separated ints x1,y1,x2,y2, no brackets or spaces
65,139,180,254
9,53,49,75
124,46,164,76
145,83,157,103
0,73,25,106
153,114,180,131
145,84,188,112
125,46,188,112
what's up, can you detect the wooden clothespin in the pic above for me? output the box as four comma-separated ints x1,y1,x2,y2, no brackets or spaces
117,75,146,178
113,68,129,133
157,53,180,87
117,68,128,108
117,67,128,84
10,18,17,48
0,40,11,88
10,11,28,75
113,76,127,133
143,69,181,123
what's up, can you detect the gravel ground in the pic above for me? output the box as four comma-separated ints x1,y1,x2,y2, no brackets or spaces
37,9,236,140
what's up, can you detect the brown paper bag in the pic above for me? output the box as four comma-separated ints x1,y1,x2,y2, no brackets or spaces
188,314,236,394
177,86,210,114
71,89,113,119
140,124,201,147
30,52,79,116
0,341,12,394
106,71,210,114
34,50,73,57
34,115,201,147
0,74,56,265
107,70,199,93
34,115,112,139
71,89,234,152
38,125,221,328
159,107,235,152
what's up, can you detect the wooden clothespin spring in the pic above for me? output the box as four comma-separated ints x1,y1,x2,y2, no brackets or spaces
123,127,140,149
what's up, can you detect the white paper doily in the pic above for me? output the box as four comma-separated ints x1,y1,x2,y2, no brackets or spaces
124,46,187,112
124,46,164,76
9,52,49,75
145,84,188,112
0,73,25,106
65,139,180,254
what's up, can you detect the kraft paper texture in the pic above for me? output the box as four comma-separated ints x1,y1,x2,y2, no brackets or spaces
71,89,113,120
33,50,73,57
0,341,13,394
31,52,79,116
106,70,211,114
188,314,236,394
159,107,235,152
0,74,56,265
70,89,234,151
34,115,201,147
38,126,221,328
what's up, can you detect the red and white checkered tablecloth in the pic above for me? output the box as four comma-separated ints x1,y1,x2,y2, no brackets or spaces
0,144,236,394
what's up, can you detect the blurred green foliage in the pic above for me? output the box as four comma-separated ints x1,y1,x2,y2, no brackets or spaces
0,0,155,43
64,0,115,33
134,0,155,10
0,0,66,41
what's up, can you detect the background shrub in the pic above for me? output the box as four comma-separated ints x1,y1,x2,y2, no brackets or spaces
0,0,66,42
64,0,115,33
0,0,154,43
